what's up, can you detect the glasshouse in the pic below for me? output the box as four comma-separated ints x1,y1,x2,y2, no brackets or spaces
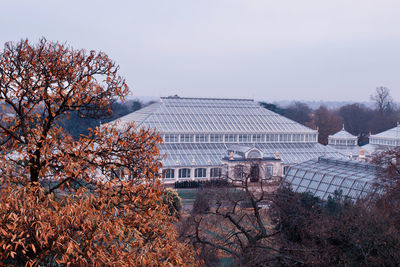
327,125,364,160
363,123,400,154
283,157,383,201
108,96,343,183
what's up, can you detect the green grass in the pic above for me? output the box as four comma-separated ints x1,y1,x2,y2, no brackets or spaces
177,188,199,208
177,188,199,200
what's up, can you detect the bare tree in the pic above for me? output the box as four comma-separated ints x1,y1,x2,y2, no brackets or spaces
181,153,400,266
274,185,400,266
371,86,395,114
337,103,373,144
180,162,304,266
309,105,342,145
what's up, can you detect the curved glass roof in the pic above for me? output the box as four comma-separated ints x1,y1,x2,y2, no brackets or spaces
284,157,382,201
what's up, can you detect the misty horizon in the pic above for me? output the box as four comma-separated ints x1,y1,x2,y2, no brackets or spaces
2,1,400,102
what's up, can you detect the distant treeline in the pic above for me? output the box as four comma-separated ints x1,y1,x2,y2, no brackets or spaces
260,87,400,145
62,87,400,145
60,100,148,139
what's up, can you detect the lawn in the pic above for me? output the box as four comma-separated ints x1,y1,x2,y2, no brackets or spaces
177,188,199,209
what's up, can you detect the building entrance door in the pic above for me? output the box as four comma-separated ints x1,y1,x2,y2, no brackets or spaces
250,164,260,182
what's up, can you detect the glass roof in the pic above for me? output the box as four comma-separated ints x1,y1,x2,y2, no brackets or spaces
327,145,362,157
283,157,383,201
160,143,344,167
106,97,345,169
328,126,357,140
370,124,400,140
112,97,317,134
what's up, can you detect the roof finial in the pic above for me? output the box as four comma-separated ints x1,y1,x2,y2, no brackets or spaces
342,124,345,131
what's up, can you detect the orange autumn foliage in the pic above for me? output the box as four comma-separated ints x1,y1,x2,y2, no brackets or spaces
0,182,196,266
0,38,197,266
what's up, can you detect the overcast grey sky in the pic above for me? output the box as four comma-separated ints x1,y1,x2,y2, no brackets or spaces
1,0,400,102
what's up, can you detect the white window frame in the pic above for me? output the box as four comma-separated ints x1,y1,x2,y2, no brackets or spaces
162,169,175,179
195,168,207,178
179,168,191,178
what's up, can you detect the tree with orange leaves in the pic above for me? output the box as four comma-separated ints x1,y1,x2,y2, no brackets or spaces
0,39,196,266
